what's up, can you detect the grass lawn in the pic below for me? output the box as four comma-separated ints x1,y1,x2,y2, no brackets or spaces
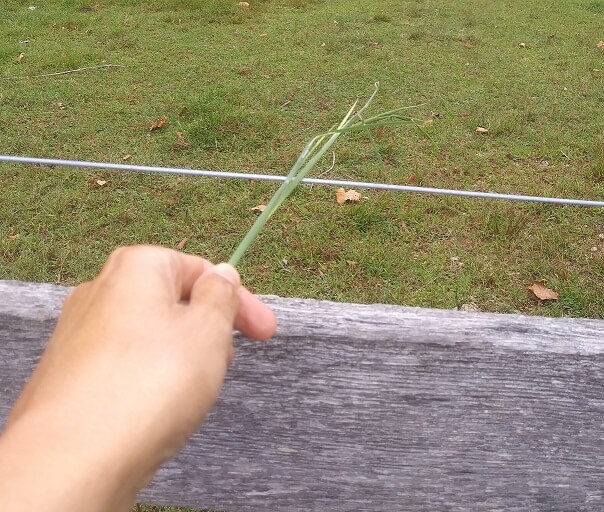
0,0,603,508
2,0,604,317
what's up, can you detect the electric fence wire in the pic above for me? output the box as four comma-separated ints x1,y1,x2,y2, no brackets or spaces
2,154,604,208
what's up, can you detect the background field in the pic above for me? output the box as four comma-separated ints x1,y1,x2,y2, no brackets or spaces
2,0,604,318
0,0,603,508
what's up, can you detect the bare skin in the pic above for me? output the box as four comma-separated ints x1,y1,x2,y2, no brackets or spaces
0,245,276,512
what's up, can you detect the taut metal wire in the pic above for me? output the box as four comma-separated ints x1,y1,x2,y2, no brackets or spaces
2,154,604,208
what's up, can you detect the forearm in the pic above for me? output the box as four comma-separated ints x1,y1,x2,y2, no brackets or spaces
0,409,143,512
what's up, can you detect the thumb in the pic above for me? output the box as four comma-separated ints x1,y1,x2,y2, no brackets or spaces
189,263,241,328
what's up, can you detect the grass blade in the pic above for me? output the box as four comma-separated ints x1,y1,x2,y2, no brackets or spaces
228,83,420,267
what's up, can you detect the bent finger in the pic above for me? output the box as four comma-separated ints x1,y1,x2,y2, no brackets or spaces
99,246,214,304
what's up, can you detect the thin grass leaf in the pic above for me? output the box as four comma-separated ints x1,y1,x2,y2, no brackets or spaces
228,83,421,267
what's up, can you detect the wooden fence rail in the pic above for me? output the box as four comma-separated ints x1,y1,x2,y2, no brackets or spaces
1,280,603,511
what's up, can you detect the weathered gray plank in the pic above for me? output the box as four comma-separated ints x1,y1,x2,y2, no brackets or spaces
1,279,603,511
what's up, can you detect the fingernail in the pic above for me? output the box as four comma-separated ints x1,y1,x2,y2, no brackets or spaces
213,263,240,287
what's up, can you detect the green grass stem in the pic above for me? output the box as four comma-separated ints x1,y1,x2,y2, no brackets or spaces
228,84,418,266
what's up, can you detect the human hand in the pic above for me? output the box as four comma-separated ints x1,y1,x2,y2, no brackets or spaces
0,245,276,512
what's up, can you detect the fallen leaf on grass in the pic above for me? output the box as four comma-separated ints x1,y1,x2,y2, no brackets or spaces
238,1,250,8
597,41,604,49
336,188,362,204
475,126,489,134
251,204,266,212
149,116,168,132
122,154,132,161
15,52,25,63
176,237,189,250
87,177,108,187
527,281,559,301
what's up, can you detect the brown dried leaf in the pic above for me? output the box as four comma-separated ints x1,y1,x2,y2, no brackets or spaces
15,52,25,64
597,41,604,49
251,204,266,212
149,116,168,132
475,126,489,134
122,154,132,161
238,1,250,8
527,281,559,301
176,237,189,250
336,187,362,204
95,179,108,187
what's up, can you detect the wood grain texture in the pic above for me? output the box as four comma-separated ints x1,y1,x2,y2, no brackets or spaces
1,280,603,511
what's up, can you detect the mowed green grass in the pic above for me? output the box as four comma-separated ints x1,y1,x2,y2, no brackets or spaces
0,1,603,511
2,0,604,318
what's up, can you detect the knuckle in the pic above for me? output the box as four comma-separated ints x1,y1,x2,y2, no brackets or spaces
105,245,167,273
107,245,146,265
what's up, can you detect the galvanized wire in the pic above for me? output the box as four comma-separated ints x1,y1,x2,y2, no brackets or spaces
2,154,604,208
